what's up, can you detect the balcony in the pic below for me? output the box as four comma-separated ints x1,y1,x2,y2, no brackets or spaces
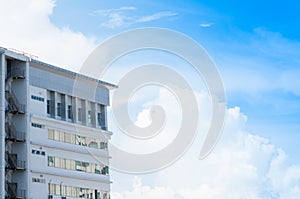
5,153,26,171
5,89,25,114
5,181,26,199
5,122,25,142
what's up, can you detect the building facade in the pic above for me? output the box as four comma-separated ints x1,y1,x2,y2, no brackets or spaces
0,48,116,199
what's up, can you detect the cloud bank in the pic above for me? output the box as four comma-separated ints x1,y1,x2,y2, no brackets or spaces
0,0,96,70
112,106,300,199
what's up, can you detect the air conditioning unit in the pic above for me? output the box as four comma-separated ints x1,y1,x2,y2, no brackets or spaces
48,195,53,199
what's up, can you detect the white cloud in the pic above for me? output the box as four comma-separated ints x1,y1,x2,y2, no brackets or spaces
199,23,213,28
0,0,97,71
112,106,300,198
135,11,177,23
134,108,152,128
93,7,177,28
93,6,137,15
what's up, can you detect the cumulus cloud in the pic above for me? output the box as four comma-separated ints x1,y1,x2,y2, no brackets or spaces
112,106,300,199
0,0,96,70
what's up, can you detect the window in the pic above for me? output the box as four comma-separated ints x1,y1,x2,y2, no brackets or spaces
61,158,66,169
32,177,46,183
88,110,92,124
65,133,72,143
75,161,82,171
48,183,108,198
48,129,54,139
48,129,107,151
31,95,44,102
47,100,51,114
67,105,73,119
97,113,101,126
54,157,61,167
57,102,62,117
78,108,83,122
59,131,65,142
66,159,71,170
54,130,60,141
48,156,54,166
31,123,42,128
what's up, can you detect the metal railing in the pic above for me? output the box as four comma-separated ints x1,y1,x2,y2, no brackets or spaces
6,153,26,171
5,89,25,114
5,122,26,142
5,182,26,199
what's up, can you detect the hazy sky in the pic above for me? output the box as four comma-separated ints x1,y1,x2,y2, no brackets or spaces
1,0,300,198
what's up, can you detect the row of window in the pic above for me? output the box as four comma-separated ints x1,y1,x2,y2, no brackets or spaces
48,129,108,150
31,95,45,102
32,177,46,184
48,156,109,175
49,183,110,199
46,98,106,128
32,149,46,156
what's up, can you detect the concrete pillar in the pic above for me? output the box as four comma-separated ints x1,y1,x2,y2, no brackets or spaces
0,53,5,199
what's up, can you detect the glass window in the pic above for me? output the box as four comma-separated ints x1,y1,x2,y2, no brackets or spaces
67,105,73,119
61,185,67,196
61,158,66,169
81,136,87,146
78,108,82,122
48,129,54,139
54,157,61,168
48,156,54,167
54,130,60,141
57,102,62,117
75,161,82,171
65,133,72,143
55,184,60,195
66,159,71,169
88,140,98,149
59,131,65,142
47,100,50,114
70,160,75,170
67,186,72,197
88,110,92,124
95,165,101,174
49,183,55,194
97,112,101,126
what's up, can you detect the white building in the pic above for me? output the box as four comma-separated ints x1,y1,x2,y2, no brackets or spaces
0,47,116,199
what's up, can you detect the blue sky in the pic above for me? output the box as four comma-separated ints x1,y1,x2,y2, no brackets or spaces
49,0,300,158
1,0,300,198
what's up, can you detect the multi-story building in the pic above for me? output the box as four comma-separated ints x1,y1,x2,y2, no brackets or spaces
0,47,116,199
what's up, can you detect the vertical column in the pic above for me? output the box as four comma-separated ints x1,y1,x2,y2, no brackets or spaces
104,105,108,130
50,91,55,118
92,102,97,128
61,94,66,121
24,59,30,198
0,53,5,199
96,104,100,128
72,96,77,122
83,99,87,125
